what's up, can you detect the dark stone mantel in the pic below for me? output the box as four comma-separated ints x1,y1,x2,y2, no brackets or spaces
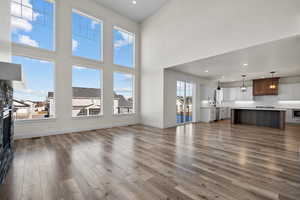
0,61,21,184
231,108,286,130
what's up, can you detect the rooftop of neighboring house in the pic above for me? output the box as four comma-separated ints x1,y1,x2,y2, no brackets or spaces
48,87,133,108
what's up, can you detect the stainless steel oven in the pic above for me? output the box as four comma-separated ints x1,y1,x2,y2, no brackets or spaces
292,110,300,120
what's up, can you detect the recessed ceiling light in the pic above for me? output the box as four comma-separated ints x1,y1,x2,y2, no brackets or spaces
243,63,248,66
132,0,137,4
205,70,208,73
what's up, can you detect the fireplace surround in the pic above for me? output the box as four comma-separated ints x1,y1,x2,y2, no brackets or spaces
0,80,14,184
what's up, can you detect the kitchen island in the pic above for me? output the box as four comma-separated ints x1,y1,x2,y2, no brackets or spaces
231,108,286,130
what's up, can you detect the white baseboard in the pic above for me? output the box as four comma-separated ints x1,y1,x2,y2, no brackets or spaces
14,122,138,140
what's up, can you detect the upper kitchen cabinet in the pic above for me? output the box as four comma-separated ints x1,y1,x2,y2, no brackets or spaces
279,83,300,100
253,78,279,96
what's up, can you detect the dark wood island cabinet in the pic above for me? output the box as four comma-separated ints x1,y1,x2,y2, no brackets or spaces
231,108,286,130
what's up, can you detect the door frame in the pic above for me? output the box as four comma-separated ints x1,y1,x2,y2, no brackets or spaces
176,80,195,125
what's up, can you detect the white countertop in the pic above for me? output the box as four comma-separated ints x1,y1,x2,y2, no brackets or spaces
231,107,287,111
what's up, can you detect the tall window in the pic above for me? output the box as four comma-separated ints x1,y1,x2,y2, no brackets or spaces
11,0,55,50
72,10,103,61
113,72,134,115
12,56,55,120
72,66,102,117
113,27,135,68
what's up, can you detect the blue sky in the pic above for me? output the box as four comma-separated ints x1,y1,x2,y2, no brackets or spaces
11,0,134,102
12,56,54,101
114,72,133,98
72,66,101,89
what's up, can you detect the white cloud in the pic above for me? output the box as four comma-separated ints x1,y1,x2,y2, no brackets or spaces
11,17,32,32
114,31,134,48
39,60,51,64
18,35,39,47
115,88,132,93
16,88,48,97
11,0,40,32
91,20,99,29
73,66,86,70
11,0,40,21
72,39,79,51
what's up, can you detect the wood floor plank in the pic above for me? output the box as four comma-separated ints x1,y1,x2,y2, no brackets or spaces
0,121,300,200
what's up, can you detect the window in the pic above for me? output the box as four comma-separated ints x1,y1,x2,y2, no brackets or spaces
113,27,135,68
11,0,55,50
12,56,55,120
72,66,102,117
72,10,103,61
113,72,134,115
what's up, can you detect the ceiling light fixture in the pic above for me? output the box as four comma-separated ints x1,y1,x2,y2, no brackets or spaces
217,81,221,90
205,70,209,73
269,71,276,89
243,63,248,66
132,0,137,4
240,75,247,92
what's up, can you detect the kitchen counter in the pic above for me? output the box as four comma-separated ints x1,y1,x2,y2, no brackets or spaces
231,108,286,130
230,107,287,111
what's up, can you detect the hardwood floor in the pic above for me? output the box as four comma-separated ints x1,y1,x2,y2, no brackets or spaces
1,121,300,200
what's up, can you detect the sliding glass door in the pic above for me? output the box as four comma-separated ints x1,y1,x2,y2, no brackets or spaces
176,81,193,124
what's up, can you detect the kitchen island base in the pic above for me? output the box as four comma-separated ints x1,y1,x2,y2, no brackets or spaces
231,108,286,130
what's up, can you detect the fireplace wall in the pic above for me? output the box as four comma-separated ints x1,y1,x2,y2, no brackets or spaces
0,80,14,184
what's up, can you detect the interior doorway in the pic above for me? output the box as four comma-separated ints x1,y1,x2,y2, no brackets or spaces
176,81,194,124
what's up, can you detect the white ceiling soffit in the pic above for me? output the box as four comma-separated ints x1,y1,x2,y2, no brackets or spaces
94,0,169,22
170,35,300,82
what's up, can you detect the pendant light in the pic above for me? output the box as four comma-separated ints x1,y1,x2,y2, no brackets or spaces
240,75,247,92
217,81,221,90
269,71,276,89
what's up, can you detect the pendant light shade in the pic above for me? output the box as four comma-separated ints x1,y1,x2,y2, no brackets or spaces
269,71,276,89
217,81,221,90
240,75,247,92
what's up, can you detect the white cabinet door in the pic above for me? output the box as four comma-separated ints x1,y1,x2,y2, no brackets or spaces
279,83,300,100
210,108,216,121
223,88,231,101
291,83,300,100
286,109,293,123
230,88,237,101
279,84,292,100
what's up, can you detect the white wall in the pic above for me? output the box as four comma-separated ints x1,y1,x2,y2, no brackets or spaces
7,0,141,139
163,69,210,128
0,0,11,62
141,0,300,128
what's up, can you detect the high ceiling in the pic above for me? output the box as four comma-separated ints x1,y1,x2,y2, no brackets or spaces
170,35,300,82
94,0,169,22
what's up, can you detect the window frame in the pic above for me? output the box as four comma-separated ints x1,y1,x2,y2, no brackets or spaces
112,26,136,69
71,9,104,62
11,54,57,122
10,0,56,52
112,71,135,116
71,65,104,118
